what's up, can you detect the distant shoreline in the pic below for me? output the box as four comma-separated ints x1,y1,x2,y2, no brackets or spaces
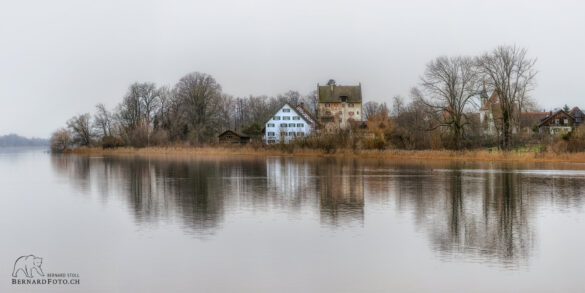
0,134,48,147
66,146,585,164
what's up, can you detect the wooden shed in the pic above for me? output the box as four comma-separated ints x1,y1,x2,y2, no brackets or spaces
218,130,250,144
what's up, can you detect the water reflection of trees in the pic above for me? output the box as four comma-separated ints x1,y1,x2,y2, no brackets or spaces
379,164,585,266
51,155,585,265
51,155,365,235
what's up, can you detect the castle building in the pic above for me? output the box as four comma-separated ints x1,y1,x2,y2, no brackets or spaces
317,82,363,131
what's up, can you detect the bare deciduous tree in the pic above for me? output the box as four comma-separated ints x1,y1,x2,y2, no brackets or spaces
93,103,113,138
139,83,160,129
50,128,71,152
301,90,318,117
476,46,537,150
174,72,222,143
414,56,479,149
363,101,391,121
278,90,301,106
363,101,380,120
67,113,93,146
391,96,404,117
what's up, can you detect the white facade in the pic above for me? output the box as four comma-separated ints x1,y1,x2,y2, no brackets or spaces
265,104,313,144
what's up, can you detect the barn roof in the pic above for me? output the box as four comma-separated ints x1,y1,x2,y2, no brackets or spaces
218,130,249,138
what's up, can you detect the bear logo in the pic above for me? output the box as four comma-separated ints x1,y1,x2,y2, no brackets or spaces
12,255,44,278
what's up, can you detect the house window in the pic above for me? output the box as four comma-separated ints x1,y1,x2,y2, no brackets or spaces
280,132,286,136
338,111,342,115
349,103,354,108
267,132,275,136
326,111,331,115
297,123,303,127
268,140,275,143
357,111,359,115
555,119,560,125
293,116,300,120
326,103,330,107
564,118,568,125
273,116,280,120
267,123,275,127
288,123,295,127
297,132,304,137
283,116,290,120
280,124,288,128
283,109,290,112
349,112,354,116
289,132,295,136
342,103,346,108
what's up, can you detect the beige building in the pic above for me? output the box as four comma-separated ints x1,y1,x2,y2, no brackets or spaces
317,82,363,131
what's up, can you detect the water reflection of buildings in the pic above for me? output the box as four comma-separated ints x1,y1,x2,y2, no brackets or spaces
266,158,364,226
51,156,585,266
51,155,365,236
316,160,364,226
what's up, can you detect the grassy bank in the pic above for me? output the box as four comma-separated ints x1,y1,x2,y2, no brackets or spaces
66,146,585,163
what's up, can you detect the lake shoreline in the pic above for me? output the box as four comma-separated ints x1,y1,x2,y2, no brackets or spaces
66,146,585,163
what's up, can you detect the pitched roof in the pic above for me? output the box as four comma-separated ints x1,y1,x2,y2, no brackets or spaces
264,103,315,126
480,91,499,111
318,84,362,103
538,110,574,127
218,130,249,138
569,106,584,117
295,104,317,125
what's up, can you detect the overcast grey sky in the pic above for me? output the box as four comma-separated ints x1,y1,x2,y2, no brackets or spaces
1,0,584,138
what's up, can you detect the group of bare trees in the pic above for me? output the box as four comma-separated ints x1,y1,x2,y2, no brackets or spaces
356,46,538,151
51,72,317,151
412,45,537,150
51,45,538,152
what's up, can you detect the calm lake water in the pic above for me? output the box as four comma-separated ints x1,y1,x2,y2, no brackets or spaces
2,147,585,292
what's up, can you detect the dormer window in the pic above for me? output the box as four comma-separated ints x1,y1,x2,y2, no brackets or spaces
340,96,348,102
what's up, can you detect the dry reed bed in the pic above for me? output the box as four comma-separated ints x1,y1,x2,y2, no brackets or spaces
67,146,585,163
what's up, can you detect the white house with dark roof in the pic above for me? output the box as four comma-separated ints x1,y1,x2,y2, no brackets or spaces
264,103,315,144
